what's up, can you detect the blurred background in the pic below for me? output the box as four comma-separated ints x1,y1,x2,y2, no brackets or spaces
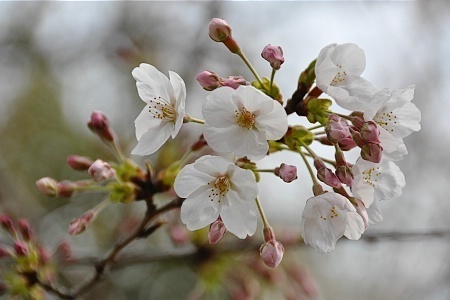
0,1,449,299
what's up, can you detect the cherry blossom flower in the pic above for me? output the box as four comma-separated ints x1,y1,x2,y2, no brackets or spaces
131,63,186,156
351,157,406,208
315,43,377,111
202,85,288,160
174,155,258,239
301,192,365,253
363,85,421,161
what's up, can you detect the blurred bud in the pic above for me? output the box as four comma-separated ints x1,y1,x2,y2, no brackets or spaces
261,44,284,70
56,180,77,197
38,246,51,264
360,121,381,144
260,239,285,268
88,159,116,181
36,177,58,197
208,18,232,42
335,165,354,187
221,76,248,89
169,223,190,246
361,143,383,163
0,215,15,236
88,111,115,142
13,240,29,256
274,163,298,183
17,219,32,241
196,70,220,91
56,241,72,261
353,198,369,230
67,155,94,171
191,135,207,152
69,212,94,235
0,247,12,259
208,217,227,244
314,159,342,189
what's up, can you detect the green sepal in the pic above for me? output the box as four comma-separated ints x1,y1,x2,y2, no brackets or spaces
306,98,332,125
109,182,136,204
284,125,314,149
251,77,281,101
113,159,142,182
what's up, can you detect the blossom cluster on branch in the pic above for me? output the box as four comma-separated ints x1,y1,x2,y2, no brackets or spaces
1,17,421,298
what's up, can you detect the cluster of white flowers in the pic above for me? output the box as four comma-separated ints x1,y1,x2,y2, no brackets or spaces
130,22,420,258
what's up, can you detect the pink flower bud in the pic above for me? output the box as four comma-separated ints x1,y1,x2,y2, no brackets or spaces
274,163,298,183
350,127,365,148
56,180,77,197
351,115,365,129
17,219,33,241
169,223,190,246
208,18,232,42
36,177,58,197
208,217,227,244
56,241,72,260
196,70,220,91
88,159,115,181
361,143,383,163
67,155,94,171
0,246,12,258
261,44,284,70
353,198,369,230
314,159,342,189
260,239,285,268
88,111,115,142
14,240,29,256
220,76,248,89
0,215,15,236
335,165,354,187
326,114,356,150
38,246,51,264
68,212,94,235
360,121,381,144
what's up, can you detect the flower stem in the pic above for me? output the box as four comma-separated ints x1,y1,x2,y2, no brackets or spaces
303,151,337,168
307,124,325,131
255,197,270,229
109,141,126,164
298,148,319,186
184,115,205,124
269,68,276,95
236,50,264,87
253,169,275,173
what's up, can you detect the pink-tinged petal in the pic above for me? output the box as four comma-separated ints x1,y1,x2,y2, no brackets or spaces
203,124,248,153
343,212,365,240
134,106,162,140
330,43,366,75
180,186,220,231
234,129,268,160
132,63,173,103
174,163,215,198
131,122,173,156
193,155,231,177
228,165,258,200
220,189,257,239
203,88,239,128
255,101,288,140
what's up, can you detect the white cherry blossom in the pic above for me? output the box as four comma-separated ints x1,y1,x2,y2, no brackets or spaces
301,192,365,253
131,63,186,156
202,85,288,160
315,43,377,111
351,157,406,208
174,155,258,239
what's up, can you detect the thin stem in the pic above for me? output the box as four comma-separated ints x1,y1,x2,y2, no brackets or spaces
303,151,337,168
253,169,275,173
298,149,319,185
236,51,264,87
307,124,324,131
109,141,126,164
74,185,111,193
327,111,353,122
298,139,318,159
269,68,276,95
255,197,270,229
314,131,326,136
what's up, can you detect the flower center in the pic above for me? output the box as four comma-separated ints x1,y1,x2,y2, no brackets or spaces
362,166,381,187
373,111,397,134
148,96,177,122
331,64,347,85
235,107,256,129
320,205,339,221
207,175,231,203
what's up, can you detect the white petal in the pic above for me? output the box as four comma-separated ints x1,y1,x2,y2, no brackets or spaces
378,128,407,161
367,199,383,224
234,129,268,160
169,71,186,109
193,155,231,177
131,122,173,156
337,76,377,110
255,101,288,140
203,125,248,153
174,163,215,198
301,217,340,254
220,189,257,239
132,63,174,103
203,88,238,128
364,89,391,121
373,159,406,201
233,86,272,114
134,106,162,140
343,212,365,240
316,55,339,90
228,165,258,201
180,186,220,231
330,43,366,75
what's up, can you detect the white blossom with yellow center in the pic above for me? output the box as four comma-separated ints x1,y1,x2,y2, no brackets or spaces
202,85,288,160
131,63,186,156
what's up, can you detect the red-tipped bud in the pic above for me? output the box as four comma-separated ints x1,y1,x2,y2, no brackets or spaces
17,219,33,241
274,163,298,183
196,70,220,91
14,240,29,256
68,212,94,235
67,155,94,171
221,76,248,89
208,18,232,42
88,111,115,142
260,239,285,268
360,121,381,144
0,215,15,235
353,198,369,230
261,44,284,70
326,114,357,150
88,159,115,181
361,143,383,163
208,217,227,244
36,177,58,197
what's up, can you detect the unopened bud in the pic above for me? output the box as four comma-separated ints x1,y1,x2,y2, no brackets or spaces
360,121,381,144
208,217,227,244
351,115,365,129
0,215,15,236
0,247,12,259
17,219,32,241
361,143,383,163
274,163,298,183
196,70,220,91
326,114,356,151
68,212,94,235
170,223,190,246
314,159,342,189
261,44,284,70
208,18,232,42
221,76,248,89
260,239,285,268
88,111,115,142
14,240,29,256
67,155,94,171
36,177,58,197
56,180,77,197
335,165,354,187
88,159,115,181
353,198,369,230
56,241,72,260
